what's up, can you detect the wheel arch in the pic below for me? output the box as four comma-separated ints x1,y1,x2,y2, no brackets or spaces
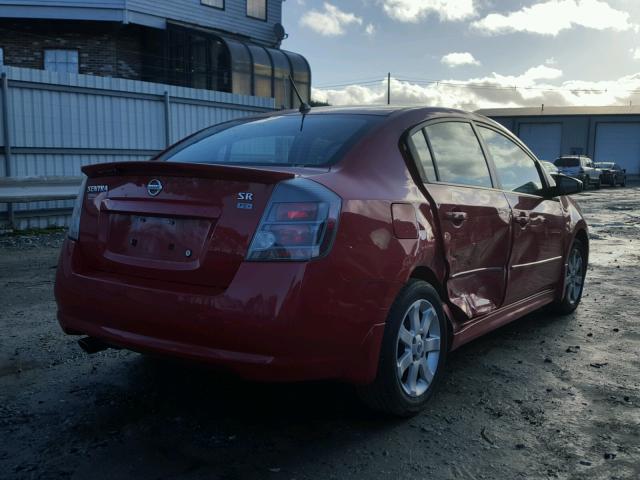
574,228,589,262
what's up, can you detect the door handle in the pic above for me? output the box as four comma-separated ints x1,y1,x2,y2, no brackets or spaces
513,211,530,226
445,211,468,223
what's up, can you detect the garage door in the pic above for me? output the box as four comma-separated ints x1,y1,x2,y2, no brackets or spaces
594,123,640,174
518,123,562,162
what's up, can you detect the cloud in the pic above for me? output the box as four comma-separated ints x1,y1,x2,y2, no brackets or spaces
382,0,476,23
632,48,640,60
472,0,634,36
441,52,481,67
312,65,640,111
299,3,362,36
365,23,376,36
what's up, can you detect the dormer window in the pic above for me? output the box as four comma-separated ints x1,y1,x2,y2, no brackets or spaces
247,0,267,20
201,0,224,9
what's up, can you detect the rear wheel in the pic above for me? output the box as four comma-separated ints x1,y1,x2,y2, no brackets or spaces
551,239,587,315
583,176,590,190
357,280,448,417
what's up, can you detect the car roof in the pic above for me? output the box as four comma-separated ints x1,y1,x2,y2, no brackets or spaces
277,105,491,120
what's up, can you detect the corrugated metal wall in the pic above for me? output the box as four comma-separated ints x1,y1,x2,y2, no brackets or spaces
0,66,275,230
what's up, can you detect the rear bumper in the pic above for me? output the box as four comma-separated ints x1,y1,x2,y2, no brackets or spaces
55,239,390,384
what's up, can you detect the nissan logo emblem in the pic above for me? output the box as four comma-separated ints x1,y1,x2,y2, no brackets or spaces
147,179,163,197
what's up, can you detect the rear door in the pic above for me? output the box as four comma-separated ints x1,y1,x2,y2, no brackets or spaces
411,120,512,318
476,125,565,305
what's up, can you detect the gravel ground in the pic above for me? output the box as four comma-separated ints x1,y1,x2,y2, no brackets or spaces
1,187,639,480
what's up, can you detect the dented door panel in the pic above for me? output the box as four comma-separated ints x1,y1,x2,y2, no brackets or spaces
427,183,512,318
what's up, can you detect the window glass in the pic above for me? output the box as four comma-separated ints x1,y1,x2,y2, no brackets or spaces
248,45,272,98
247,0,267,20
164,114,382,167
201,0,224,8
268,48,292,108
44,50,78,74
424,122,492,188
225,38,252,95
479,127,543,195
554,157,579,167
410,130,436,181
283,50,310,108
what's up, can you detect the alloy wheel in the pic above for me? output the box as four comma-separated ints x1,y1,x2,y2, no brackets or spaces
565,247,585,305
395,299,441,397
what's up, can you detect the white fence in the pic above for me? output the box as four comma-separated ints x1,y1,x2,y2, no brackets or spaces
0,66,276,230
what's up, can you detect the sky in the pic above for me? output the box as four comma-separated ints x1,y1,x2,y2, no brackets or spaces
281,0,640,110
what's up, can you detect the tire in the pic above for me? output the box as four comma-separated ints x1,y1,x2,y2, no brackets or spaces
551,239,587,315
583,176,590,190
357,280,448,417
595,179,601,190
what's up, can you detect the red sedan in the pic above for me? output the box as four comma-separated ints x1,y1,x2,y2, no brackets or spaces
55,107,588,416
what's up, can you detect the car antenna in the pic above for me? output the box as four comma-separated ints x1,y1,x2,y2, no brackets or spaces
289,75,311,114
289,75,311,131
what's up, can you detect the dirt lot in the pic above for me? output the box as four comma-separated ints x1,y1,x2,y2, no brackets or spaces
1,187,639,480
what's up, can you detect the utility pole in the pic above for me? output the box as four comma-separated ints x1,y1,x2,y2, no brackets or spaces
387,72,391,105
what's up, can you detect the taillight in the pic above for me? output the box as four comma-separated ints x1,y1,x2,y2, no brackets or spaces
68,176,87,241
247,178,341,261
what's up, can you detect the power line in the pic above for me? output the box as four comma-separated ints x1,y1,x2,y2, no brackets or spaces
314,79,385,89
313,75,640,96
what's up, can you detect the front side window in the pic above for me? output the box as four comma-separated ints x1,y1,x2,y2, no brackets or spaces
479,127,543,195
163,114,381,167
202,0,224,8
247,0,267,20
44,49,78,74
424,122,492,188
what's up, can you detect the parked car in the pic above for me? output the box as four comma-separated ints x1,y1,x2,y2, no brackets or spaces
55,107,588,416
594,162,627,187
554,155,601,189
541,160,559,174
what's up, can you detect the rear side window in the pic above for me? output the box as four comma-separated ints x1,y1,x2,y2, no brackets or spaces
478,127,543,195
410,130,437,181
163,114,381,167
424,122,492,188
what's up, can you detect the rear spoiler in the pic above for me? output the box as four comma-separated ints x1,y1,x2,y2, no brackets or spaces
82,161,296,184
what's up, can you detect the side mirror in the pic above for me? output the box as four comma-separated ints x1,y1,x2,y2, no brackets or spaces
549,173,583,196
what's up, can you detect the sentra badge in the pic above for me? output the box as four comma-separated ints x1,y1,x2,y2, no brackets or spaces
87,185,108,193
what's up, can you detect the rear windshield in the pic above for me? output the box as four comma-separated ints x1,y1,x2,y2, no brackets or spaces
161,114,382,167
555,157,580,167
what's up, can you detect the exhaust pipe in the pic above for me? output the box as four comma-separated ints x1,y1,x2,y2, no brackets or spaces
78,337,110,354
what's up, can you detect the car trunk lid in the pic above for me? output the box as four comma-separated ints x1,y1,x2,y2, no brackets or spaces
77,161,296,288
